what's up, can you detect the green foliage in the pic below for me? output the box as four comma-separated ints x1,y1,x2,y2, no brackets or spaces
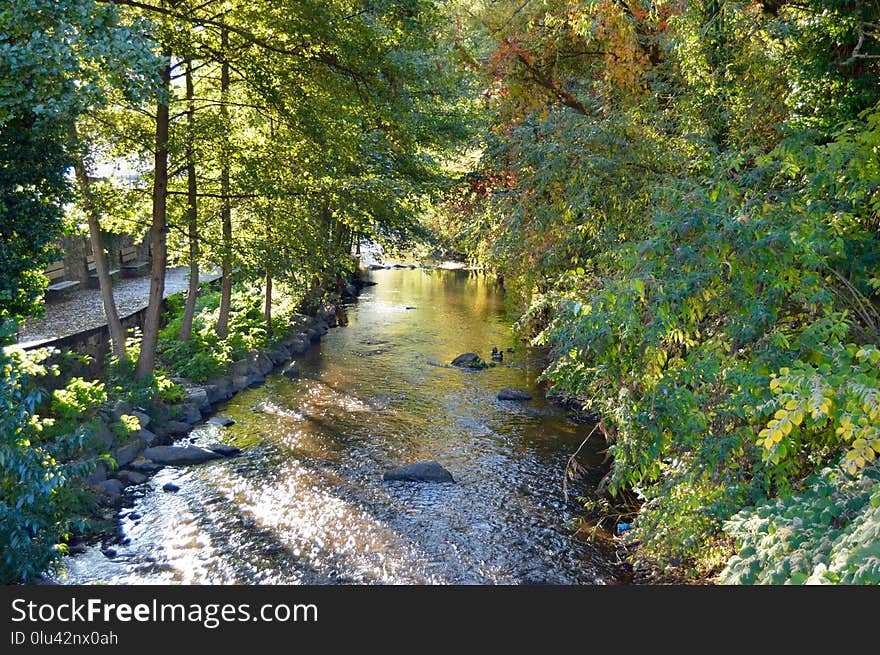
448,0,880,574
0,347,94,583
721,463,880,585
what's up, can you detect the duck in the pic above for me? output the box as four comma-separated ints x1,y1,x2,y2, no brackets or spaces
491,346,503,362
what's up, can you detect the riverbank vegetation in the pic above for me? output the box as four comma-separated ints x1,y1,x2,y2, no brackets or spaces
443,1,880,582
3,1,879,585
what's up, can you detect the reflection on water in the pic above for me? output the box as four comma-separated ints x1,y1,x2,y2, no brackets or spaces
56,269,613,585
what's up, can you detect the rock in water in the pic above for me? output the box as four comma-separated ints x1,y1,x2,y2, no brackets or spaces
207,443,242,457
162,482,180,492
207,417,235,427
451,353,490,369
383,461,454,483
497,388,532,401
142,445,222,465
282,362,300,379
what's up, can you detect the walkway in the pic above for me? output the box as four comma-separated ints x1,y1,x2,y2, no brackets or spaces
18,267,221,348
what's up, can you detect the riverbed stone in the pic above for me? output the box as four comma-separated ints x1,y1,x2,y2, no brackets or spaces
206,376,234,402
229,359,250,377
287,338,308,354
383,461,455,483
231,375,249,392
306,327,319,341
84,461,108,485
91,420,115,449
497,388,532,401
135,428,159,446
128,457,162,473
207,416,235,427
162,482,180,492
113,437,147,468
184,388,210,412
176,402,203,425
282,362,300,379
110,399,133,421
143,445,222,465
267,347,289,366
207,443,241,456
115,470,148,486
155,420,191,439
245,373,265,388
451,353,488,368
131,410,151,430
96,479,124,506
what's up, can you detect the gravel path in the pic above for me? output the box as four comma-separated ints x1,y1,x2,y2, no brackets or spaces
18,267,221,347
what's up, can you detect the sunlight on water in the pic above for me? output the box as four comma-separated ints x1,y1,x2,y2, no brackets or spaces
56,269,612,585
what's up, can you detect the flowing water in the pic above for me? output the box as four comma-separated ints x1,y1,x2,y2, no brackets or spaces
55,268,615,585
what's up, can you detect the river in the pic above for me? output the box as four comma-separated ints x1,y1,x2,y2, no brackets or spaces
55,268,615,584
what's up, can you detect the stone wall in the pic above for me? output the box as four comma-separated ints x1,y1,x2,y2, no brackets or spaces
51,231,151,286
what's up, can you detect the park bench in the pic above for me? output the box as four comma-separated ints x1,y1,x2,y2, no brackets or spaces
44,260,80,297
120,245,150,277
86,253,120,289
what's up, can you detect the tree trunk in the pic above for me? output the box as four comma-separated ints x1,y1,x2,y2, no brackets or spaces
136,51,171,379
264,267,272,334
71,131,126,360
216,27,233,339
179,58,200,342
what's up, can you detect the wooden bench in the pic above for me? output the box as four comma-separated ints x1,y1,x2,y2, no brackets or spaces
86,254,120,289
120,245,149,277
44,260,80,296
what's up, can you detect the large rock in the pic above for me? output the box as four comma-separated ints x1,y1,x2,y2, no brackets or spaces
113,437,146,468
206,376,234,402
267,347,290,366
131,410,151,430
451,353,490,369
231,375,249,392
143,445,222,465
110,399,133,421
96,479,124,506
90,420,115,450
184,388,210,412
282,362,300,379
115,470,148,486
176,403,203,425
155,420,191,439
382,461,455,483
134,428,159,446
207,443,241,457
288,338,308,354
497,388,532,401
128,457,162,473
245,373,265,388
229,359,250,377
207,417,235,427
84,461,108,485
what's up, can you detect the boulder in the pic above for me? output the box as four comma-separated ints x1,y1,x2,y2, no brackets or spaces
288,338,308,354
91,420,115,450
229,359,250,377
207,443,241,457
306,327,319,341
110,399,133,421
84,461,108,485
207,417,235,427
116,470,148,486
176,403,203,425
497,388,532,401
113,437,146,468
231,375,249,392
96,479,124,506
128,457,162,473
143,445,222,465
155,420,191,439
282,362,300,379
451,353,490,369
382,461,455,483
134,428,159,446
162,482,180,493
184,388,210,412
267,347,290,366
131,410,151,430
245,373,266,388
206,376,234,402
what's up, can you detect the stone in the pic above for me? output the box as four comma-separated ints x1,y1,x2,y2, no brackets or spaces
497,388,532,401
113,437,146,468
288,338,308,354
96,479,124,504
128,457,162,473
306,327,319,341
162,482,180,493
206,376,234,402
184,388,210,412
135,428,159,445
245,373,265,388
91,420,115,450
282,362,300,379
207,443,241,456
207,417,235,427
131,410,151,430
84,461,108,485
128,512,142,521
176,403,203,425
451,353,489,369
116,470,148,486
229,359,250,377
251,352,274,375
382,461,455,483
232,375,249,392
267,347,290,366
110,399,133,421
155,421,191,439
143,445,222,465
